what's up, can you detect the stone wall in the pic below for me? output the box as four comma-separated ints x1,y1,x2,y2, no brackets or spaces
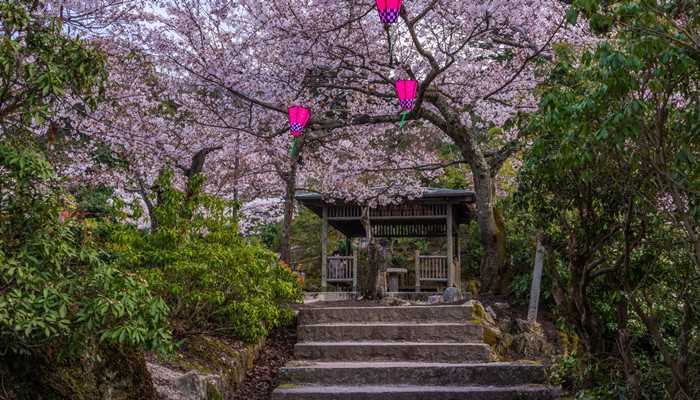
147,335,265,400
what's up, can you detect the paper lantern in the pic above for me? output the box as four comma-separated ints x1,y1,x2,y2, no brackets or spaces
395,79,418,128
376,0,403,24
288,105,310,159
395,80,418,110
288,105,310,137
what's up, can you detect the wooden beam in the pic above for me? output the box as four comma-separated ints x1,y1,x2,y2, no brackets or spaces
321,206,328,291
328,215,448,221
446,204,454,287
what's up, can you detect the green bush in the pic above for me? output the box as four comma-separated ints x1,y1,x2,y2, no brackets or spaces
0,143,171,357
101,169,302,342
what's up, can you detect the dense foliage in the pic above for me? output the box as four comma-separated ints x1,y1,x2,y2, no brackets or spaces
1,3,302,398
517,2,700,398
100,169,302,342
0,143,171,356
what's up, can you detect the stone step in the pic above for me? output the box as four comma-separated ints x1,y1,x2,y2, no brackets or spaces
271,384,561,400
294,342,492,363
298,305,473,325
278,362,546,386
298,322,483,342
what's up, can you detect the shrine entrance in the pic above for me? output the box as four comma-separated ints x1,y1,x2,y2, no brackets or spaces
295,188,476,294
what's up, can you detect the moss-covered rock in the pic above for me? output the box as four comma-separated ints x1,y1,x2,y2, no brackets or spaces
175,335,263,389
0,345,157,400
510,319,554,360
148,334,265,399
467,300,555,362
482,324,501,347
466,280,480,297
469,300,496,326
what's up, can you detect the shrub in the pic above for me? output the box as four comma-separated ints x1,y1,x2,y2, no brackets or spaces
0,143,172,357
101,169,302,342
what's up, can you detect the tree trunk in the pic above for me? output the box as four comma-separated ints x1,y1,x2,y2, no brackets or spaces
569,258,605,353
423,93,511,294
363,241,382,299
279,161,298,265
359,207,384,299
616,296,641,400
471,155,507,293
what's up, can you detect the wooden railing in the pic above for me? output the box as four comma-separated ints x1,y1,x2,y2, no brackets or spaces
417,255,448,281
414,251,448,292
326,256,356,282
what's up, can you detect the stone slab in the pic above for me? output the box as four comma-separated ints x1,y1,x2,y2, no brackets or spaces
271,384,561,400
294,342,491,363
278,361,546,386
298,304,473,325
298,322,483,342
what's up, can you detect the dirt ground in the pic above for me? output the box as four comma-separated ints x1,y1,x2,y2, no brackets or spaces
231,326,297,400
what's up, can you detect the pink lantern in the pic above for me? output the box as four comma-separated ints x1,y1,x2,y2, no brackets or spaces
288,105,310,137
288,105,310,160
376,0,403,24
395,80,418,110
395,80,418,128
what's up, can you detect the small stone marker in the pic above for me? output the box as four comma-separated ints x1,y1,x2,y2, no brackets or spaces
427,294,443,304
443,286,463,303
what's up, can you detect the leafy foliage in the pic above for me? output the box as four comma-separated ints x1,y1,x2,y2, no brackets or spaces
0,143,172,357
100,169,302,342
0,0,105,129
517,3,700,397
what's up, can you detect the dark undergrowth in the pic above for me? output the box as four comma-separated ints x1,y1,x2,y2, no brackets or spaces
232,326,297,400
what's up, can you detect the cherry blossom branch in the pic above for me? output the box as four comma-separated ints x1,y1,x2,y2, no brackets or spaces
483,16,566,101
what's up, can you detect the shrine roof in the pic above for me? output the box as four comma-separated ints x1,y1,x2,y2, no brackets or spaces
295,188,475,238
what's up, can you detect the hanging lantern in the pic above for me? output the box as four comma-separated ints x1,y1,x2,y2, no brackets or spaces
288,105,310,159
288,105,310,137
376,0,403,24
395,79,417,128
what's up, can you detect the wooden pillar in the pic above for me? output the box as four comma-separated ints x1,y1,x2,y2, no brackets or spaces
414,249,421,292
352,239,358,294
321,206,328,291
446,204,454,287
456,228,461,290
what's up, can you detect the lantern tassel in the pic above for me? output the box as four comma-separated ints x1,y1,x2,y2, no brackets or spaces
399,110,408,129
289,137,300,157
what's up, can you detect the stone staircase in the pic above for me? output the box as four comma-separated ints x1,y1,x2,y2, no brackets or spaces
272,303,560,399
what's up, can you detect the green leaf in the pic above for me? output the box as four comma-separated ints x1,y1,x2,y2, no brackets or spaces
565,8,579,25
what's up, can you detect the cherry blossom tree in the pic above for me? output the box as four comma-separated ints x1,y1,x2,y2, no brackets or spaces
44,1,587,291
111,0,438,262
138,0,587,291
